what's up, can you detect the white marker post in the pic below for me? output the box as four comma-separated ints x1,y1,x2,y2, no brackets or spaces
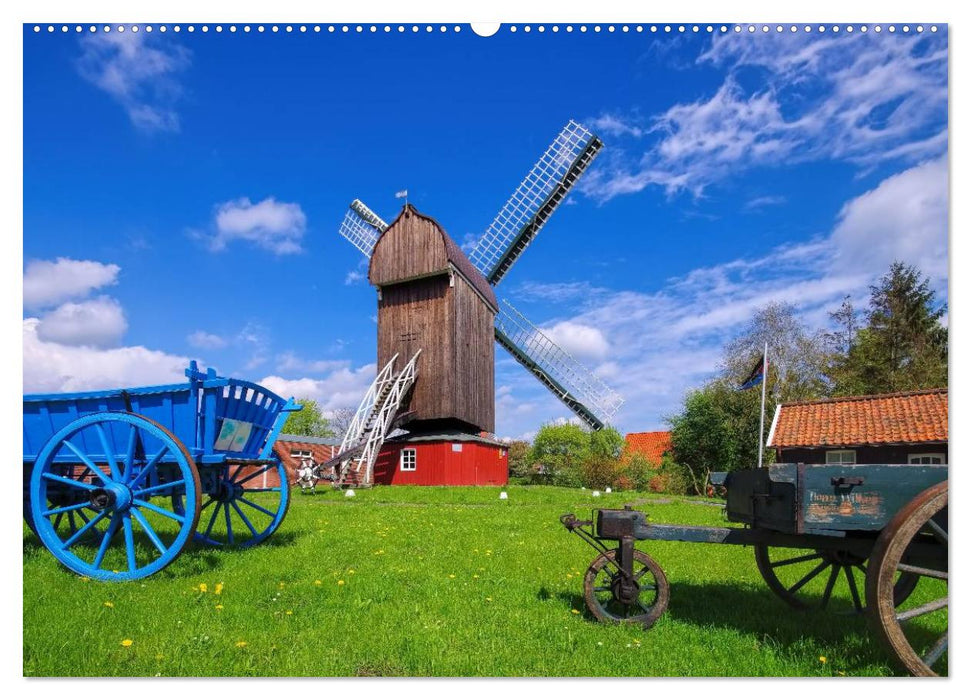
758,342,768,470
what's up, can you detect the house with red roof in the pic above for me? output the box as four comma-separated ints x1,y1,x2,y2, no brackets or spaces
624,431,672,466
766,388,948,466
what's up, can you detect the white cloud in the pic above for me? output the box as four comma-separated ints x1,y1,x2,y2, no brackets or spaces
211,197,307,254
499,159,947,435
259,363,377,410
187,330,227,350
744,195,787,211
589,114,644,138
77,31,190,133
541,321,610,361
584,31,947,200
23,318,188,393
35,296,127,348
276,352,349,375
23,258,120,310
236,322,270,370
831,156,948,284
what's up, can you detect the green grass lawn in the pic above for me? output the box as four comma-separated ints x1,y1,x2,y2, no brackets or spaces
23,485,937,677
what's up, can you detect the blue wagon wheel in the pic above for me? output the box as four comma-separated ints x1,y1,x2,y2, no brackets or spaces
29,412,201,581
173,460,290,548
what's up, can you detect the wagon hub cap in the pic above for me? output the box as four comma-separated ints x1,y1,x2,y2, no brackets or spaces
612,575,641,605
214,479,243,503
90,483,133,512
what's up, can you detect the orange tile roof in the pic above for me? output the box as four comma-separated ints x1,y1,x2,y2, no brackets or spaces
768,389,948,449
625,431,672,464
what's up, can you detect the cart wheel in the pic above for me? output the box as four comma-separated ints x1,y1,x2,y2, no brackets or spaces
583,549,669,628
173,460,290,548
29,412,202,581
754,544,918,614
866,481,948,677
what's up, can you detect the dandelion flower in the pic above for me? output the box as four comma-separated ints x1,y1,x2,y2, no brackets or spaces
198,583,208,593
236,641,248,648
337,580,345,586
103,601,114,608
314,580,322,586
215,604,224,610
121,639,133,647
473,574,479,579
286,610,293,615
215,582,224,595
348,569,356,574
79,576,90,582
155,654,164,661
571,609,580,615
597,642,603,646
819,656,827,664
486,597,493,602
448,574,456,579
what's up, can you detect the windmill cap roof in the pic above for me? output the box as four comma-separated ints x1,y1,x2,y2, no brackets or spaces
371,203,497,310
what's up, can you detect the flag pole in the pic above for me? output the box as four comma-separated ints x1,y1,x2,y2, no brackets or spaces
758,341,768,469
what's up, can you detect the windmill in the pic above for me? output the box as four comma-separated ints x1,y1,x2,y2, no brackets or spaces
332,120,623,486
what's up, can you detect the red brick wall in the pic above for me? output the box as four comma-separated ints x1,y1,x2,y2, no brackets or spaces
273,439,341,483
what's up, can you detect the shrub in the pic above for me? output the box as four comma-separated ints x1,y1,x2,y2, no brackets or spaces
580,455,621,490
623,452,656,491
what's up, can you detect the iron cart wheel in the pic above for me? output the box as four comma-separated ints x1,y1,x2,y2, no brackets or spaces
173,460,290,548
29,412,202,581
583,549,669,628
866,481,948,676
754,544,918,614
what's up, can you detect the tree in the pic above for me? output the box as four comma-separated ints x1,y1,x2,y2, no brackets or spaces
281,398,335,437
829,262,947,395
589,426,624,459
825,295,860,356
528,423,590,487
328,407,356,439
666,381,770,495
506,440,532,480
721,302,829,403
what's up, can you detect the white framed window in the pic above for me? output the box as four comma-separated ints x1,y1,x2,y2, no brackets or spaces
826,450,856,465
451,443,463,452
400,448,417,472
291,449,312,461
908,453,945,465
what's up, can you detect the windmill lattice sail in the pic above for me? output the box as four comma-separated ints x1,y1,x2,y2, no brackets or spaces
468,120,603,285
494,299,623,430
338,198,389,256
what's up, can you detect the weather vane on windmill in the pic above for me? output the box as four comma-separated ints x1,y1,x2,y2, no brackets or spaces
329,120,623,487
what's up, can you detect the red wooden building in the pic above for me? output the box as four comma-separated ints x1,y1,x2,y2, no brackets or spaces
372,430,508,486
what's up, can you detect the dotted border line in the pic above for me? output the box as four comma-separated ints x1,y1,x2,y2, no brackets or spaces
31,24,940,35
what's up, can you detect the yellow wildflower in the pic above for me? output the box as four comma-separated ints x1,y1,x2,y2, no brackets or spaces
198,583,208,593
571,609,580,615
155,654,164,661
103,601,114,608
236,641,248,648
448,574,456,579
473,574,479,579
314,580,323,586
215,582,224,595
486,597,493,602
121,639,133,647
337,580,345,586
286,610,293,615
819,656,827,664
215,604,224,610
79,576,90,582
348,569,356,574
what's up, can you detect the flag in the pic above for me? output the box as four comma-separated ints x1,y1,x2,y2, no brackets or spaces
395,190,408,199
739,354,765,390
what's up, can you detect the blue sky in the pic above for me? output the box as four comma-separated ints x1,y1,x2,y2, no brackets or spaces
23,24,948,439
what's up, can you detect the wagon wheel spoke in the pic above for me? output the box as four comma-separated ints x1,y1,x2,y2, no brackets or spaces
94,424,122,482
923,518,948,544
62,510,108,550
786,560,830,595
41,471,97,491
122,513,137,572
130,507,167,556
133,479,186,498
231,500,259,537
771,552,823,568
923,634,948,668
61,440,107,484
224,503,235,545
896,562,947,580
131,498,185,523
843,565,864,613
53,511,64,530
92,515,121,569
123,425,138,482
203,501,221,540
237,496,276,518
128,447,169,489
68,510,77,534
819,564,841,608
236,464,274,486
896,597,948,623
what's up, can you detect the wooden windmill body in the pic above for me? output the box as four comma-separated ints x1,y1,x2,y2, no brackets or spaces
369,205,497,435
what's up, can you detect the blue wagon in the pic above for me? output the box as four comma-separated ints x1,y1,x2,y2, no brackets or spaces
23,362,300,581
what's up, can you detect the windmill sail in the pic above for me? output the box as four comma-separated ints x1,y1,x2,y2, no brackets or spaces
468,120,603,285
494,299,623,431
338,198,389,256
